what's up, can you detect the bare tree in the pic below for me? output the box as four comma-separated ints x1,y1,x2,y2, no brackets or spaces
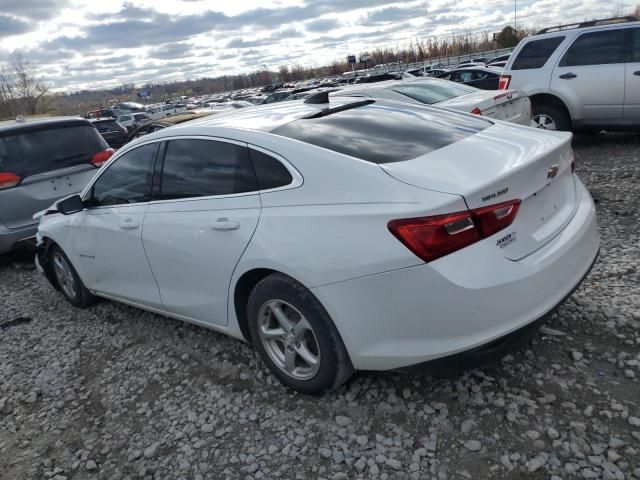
0,52,51,118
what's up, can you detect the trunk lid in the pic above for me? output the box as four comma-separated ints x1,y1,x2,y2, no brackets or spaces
380,124,577,260
438,89,531,125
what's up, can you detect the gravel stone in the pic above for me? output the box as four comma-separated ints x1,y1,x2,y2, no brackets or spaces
463,440,482,452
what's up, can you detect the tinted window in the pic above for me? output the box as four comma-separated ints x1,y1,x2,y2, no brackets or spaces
391,81,476,105
93,120,121,133
90,143,158,207
159,139,257,199
0,123,107,178
249,149,293,190
633,28,640,62
273,101,489,164
512,36,565,70
560,30,625,66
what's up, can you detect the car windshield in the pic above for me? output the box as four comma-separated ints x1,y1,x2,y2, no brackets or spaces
390,81,476,105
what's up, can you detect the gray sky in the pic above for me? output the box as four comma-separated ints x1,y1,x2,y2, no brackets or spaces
0,0,621,91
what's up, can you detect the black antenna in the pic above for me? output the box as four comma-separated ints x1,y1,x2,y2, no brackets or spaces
304,89,340,104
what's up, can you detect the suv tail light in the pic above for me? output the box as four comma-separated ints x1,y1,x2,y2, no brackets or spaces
91,148,115,167
470,107,482,115
0,172,21,190
498,75,511,90
388,199,521,263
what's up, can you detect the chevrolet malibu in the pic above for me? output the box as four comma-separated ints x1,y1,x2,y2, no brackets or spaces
35,94,600,394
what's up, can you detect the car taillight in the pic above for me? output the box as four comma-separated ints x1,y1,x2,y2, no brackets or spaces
571,158,575,173
0,172,21,190
470,107,482,115
498,75,511,90
91,148,115,167
388,199,521,263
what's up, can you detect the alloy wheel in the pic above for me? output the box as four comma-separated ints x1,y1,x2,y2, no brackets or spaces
257,299,321,380
52,252,77,300
533,114,557,130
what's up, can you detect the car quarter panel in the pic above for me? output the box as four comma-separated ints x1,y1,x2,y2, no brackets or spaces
311,178,599,370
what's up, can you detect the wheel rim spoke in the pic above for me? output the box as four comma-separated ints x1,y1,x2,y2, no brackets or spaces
270,303,294,333
295,342,319,367
292,316,312,340
284,347,297,373
261,326,287,340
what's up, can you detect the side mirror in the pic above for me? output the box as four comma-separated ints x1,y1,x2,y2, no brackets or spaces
57,195,84,215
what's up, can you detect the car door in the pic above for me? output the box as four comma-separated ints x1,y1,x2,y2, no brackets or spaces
624,27,640,121
142,137,261,327
68,142,162,307
551,28,626,122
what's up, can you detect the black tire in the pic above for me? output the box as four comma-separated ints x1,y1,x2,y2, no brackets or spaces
247,273,353,395
532,104,571,131
50,245,97,308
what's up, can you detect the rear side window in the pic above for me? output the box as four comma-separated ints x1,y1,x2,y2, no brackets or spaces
249,149,293,190
511,36,565,70
159,139,258,200
273,101,489,164
632,28,640,62
0,123,107,178
391,81,476,105
560,30,626,66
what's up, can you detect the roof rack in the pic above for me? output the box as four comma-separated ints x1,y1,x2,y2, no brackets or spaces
536,16,638,35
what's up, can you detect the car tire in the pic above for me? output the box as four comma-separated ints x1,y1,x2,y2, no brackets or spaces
247,273,353,395
532,104,571,131
50,245,97,308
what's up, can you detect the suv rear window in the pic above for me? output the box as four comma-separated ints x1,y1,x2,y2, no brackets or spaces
0,123,107,178
93,120,121,133
273,101,489,164
511,36,565,70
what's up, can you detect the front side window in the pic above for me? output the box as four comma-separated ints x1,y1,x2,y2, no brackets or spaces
560,30,626,66
89,143,158,207
512,36,565,70
158,139,258,200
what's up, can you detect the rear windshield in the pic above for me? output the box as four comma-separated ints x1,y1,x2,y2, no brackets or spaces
391,81,476,105
93,120,121,132
511,36,565,70
273,101,489,164
0,123,107,177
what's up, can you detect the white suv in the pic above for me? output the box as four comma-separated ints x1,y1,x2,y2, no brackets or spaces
500,16,640,131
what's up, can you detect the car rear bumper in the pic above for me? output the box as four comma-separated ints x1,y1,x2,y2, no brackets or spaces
0,222,37,255
311,177,600,371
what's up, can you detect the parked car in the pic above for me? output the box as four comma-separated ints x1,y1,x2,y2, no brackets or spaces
353,71,415,84
36,96,599,394
0,116,113,254
262,90,295,104
126,112,215,142
333,78,532,125
111,102,145,117
487,54,511,65
438,67,503,89
89,118,128,149
500,16,640,131
146,103,188,120
487,60,508,68
116,112,151,132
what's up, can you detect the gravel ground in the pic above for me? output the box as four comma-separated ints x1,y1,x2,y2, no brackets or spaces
1,133,639,480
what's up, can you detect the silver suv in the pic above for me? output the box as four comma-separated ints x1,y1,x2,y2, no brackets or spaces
0,116,113,254
500,16,640,131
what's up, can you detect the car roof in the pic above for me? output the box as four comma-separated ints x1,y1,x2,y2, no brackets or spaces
0,115,90,133
162,98,362,133
533,17,639,37
88,117,117,122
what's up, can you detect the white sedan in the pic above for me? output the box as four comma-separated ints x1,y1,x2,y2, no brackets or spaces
35,94,599,394
333,77,532,125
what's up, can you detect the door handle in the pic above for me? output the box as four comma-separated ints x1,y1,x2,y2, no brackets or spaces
211,217,240,231
119,218,139,230
559,73,577,80
634,71,640,76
